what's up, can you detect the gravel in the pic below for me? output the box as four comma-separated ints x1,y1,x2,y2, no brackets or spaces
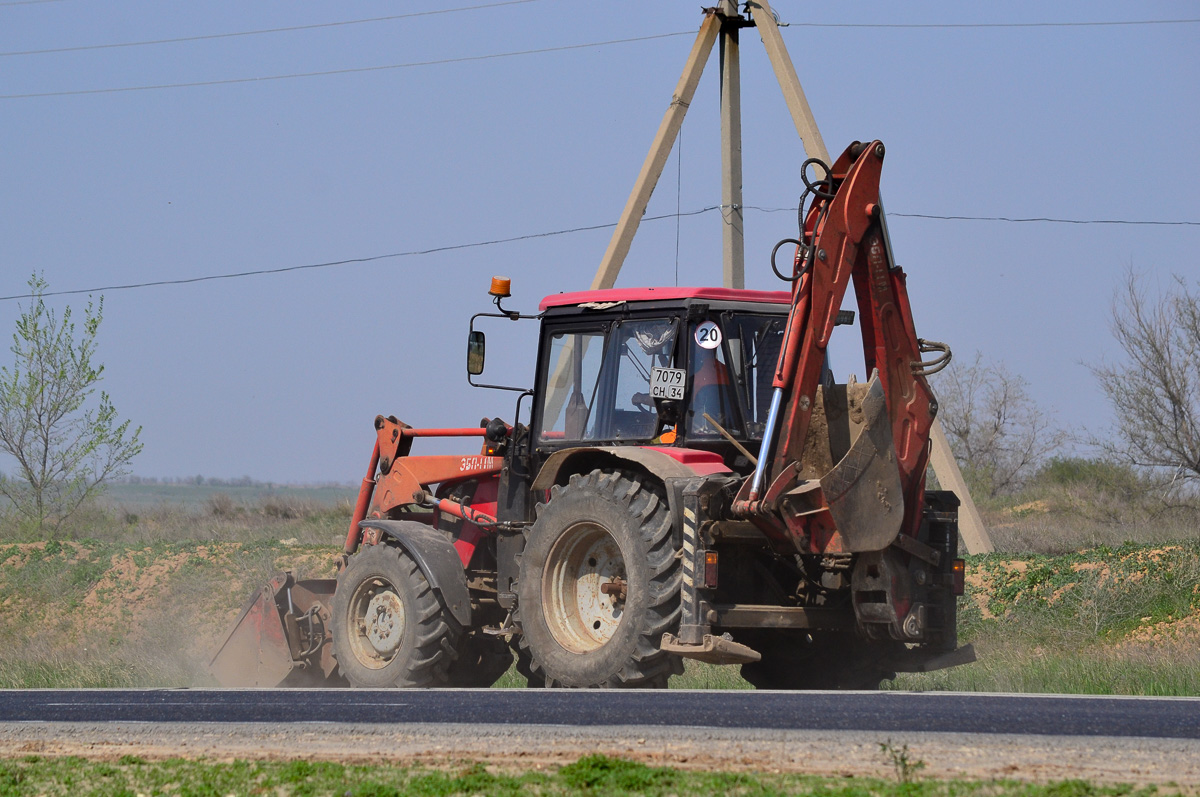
2,722,1199,786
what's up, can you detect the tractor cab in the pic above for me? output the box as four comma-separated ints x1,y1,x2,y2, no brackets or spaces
532,287,798,474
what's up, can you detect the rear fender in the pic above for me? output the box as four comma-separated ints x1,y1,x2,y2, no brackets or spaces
358,519,472,627
531,446,730,493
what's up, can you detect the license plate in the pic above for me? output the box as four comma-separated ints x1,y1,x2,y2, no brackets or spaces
650,367,686,400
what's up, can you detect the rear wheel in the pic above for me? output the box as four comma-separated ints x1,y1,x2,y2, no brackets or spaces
516,470,682,688
331,542,459,687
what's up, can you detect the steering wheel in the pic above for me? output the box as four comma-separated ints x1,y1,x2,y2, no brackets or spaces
631,392,655,413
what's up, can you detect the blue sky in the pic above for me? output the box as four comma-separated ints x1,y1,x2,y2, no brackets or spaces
2,1,1197,483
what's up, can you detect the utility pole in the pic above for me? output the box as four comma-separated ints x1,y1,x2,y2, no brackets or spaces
587,1,993,553
719,0,745,289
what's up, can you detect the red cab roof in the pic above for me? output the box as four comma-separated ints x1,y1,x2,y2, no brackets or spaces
539,286,792,311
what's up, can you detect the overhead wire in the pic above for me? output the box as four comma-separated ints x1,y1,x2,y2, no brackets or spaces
0,31,694,99
0,1,538,57
888,213,1200,227
782,19,1200,29
2,12,1194,98
744,205,1199,226
0,207,723,301
2,205,1195,302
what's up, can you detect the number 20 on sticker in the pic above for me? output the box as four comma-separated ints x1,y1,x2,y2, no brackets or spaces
694,320,722,350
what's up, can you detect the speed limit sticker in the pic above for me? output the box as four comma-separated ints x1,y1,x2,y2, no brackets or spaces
694,320,722,350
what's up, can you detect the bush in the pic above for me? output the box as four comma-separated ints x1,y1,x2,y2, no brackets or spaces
1036,456,1145,499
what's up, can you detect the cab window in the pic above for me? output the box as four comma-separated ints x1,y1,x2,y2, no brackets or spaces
537,319,677,443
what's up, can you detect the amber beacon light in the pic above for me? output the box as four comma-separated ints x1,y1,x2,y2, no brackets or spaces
489,276,511,298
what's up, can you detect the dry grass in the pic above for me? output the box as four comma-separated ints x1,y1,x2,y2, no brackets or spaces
0,478,1196,692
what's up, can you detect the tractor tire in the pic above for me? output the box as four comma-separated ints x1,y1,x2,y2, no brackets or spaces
739,631,896,690
445,631,514,688
516,469,683,688
331,542,459,688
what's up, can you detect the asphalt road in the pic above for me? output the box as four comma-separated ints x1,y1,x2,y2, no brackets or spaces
1,689,1197,740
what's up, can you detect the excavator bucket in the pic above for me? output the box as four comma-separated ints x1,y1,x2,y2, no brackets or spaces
819,372,905,551
782,372,905,552
209,571,343,687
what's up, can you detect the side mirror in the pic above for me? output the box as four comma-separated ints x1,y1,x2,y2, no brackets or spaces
467,330,486,376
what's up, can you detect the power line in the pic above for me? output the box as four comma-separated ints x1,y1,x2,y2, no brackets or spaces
0,1,537,58
6,11,1192,58
0,207,722,301
782,19,1200,30
0,31,693,100
889,213,1199,227
4,205,1196,301
746,206,1199,227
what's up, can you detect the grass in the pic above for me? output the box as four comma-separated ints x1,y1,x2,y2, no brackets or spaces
893,541,1200,695
3,488,355,546
0,481,1197,693
0,754,1172,797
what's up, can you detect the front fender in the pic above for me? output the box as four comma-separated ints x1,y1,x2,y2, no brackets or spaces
358,519,472,627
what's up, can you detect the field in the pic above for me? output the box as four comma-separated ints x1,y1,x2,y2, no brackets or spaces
0,477,1196,694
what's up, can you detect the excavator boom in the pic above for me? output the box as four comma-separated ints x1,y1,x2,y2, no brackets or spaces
736,140,946,556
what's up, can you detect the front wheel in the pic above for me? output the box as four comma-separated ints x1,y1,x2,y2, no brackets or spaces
516,469,682,688
331,542,459,687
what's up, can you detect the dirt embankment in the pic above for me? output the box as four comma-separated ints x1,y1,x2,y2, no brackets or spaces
0,540,339,686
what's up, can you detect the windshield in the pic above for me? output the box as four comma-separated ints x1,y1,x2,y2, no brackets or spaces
538,319,678,443
687,313,785,440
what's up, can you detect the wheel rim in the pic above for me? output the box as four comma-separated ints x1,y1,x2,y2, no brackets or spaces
347,576,406,669
542,521,626,653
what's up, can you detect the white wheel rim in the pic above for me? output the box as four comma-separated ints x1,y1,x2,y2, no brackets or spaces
542,521,626,653
348,577,406,669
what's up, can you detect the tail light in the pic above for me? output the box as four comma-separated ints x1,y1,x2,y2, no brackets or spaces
952,558,965,595
703,551,719,589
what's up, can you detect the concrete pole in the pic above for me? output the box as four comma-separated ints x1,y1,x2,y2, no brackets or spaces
745,0,829,163
719,1,745,289
929,424,994,553
747,0,994,554
592,13,720,290
544,15,721,429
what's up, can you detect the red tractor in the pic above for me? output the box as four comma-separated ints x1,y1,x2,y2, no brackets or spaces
212,140,973,689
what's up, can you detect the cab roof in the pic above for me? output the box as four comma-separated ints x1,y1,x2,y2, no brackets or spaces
538,286,792,311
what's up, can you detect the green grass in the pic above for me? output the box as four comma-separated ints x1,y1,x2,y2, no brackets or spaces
893,541,1200,696
0,754,1169,797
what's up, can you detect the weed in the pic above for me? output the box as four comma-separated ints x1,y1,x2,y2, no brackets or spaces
879,740,926,783
559,754,677,792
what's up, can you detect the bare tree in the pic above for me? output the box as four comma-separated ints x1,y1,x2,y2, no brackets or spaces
1091,271,1200,486
935,352,1065,497
0,274,142,533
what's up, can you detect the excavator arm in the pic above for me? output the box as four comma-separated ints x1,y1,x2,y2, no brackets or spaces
735,140,946,554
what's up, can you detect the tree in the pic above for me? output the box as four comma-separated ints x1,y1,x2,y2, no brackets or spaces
935,352,1065,497
0,274,142,533
1091,271,1200,487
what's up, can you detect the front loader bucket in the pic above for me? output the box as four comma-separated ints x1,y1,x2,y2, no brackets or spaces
209,571,342,687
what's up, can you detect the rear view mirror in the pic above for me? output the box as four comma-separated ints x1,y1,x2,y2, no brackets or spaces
467,330,486,375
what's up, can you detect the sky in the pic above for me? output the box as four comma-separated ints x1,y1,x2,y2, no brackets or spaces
1,1,1197,484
